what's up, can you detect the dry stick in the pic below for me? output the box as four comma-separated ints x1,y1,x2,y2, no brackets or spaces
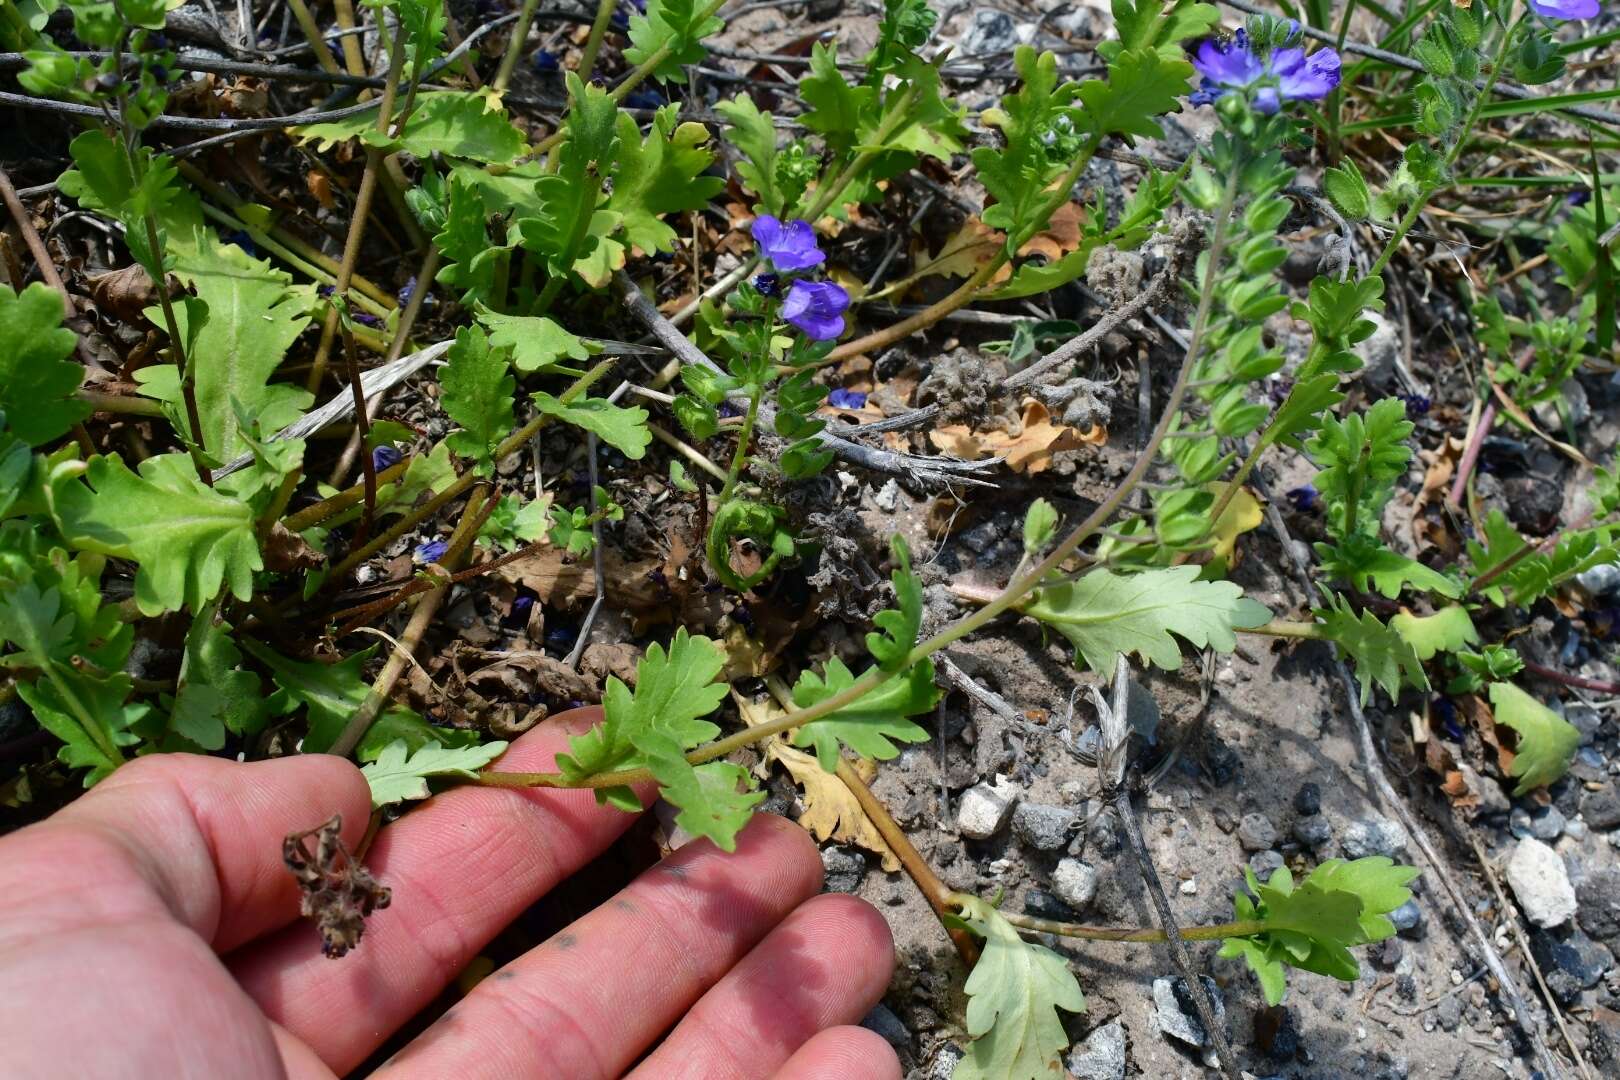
1250,472,1569,1080
1520,658,1620,696
283,0,342,73
1466,832,1597,1080
326,486,496,758
0,165,72,308
330,534,555,634
493,0,543,92
614,272,1001,485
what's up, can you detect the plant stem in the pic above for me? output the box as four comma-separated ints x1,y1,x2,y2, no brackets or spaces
577,0,618,78
284,458,413,532
1244,618,1324,639
998,906,1268,942
484,167,1245,793
493,0,543,92
142,211,213,486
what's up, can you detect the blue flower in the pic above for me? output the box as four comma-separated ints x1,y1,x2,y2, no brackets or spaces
531,49,559,73
1189,29,1341,113
752,272,781,298
372,444,403,472
783,280,849,341
828,387,868,409
1286,485,1319,512
414,539,448,564
1398,393,1431,418
223,229,257,257
751,215,826,274
1529,0,1598,18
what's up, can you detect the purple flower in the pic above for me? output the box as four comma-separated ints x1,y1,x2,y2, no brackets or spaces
353,312,382,328
532,49,559,73
1398,393,1431,418
751,215,825,274
1189,29,1340,113
1529,0,1598,18
414,539,448,564
783,280,849,341
372,444,402,472
397,277,417,306
1285,485,1318,512
828,387,867,409
752,272,781,298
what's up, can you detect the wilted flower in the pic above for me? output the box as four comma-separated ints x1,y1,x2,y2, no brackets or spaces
752,272,782,298
1528,0,1598,18
371,444,402,473
1189,28,1341,113
783,280,850,341
751,215,826,273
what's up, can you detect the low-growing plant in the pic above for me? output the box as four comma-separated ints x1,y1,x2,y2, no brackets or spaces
2,0,1614,1073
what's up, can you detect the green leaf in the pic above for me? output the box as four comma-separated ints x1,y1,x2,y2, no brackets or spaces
517,75,620,281
1321,157,1372,221
440,325,514,476
240,639,426,753
0,283,88,446
644,751,764,851
17,667,141,786
51,454,261,616
1314,593,1427,706
715,94,786,215
1315,536,1460,600
431,171,505,305
606,107,726,255
972,47,1082,239
1103,0,1219,59
1489,682,1579,795
800,43,876,155
789,657,937,772
953,894,1086,1080
1024,565,1271,674
1076,47,1192,142
623,0,724,82
167,615,266,749
532,392,650,459
866,536,922,671
135,240,315,460
1464,509,1528,605
297,91,527,164
475,309,591,374
1023,498,1059,556
361,738,508,807
556,627,729,783
1390,606,1479,661
1304,397,1413,541
1259,373,1344,452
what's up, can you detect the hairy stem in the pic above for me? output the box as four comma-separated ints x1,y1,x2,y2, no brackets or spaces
995,908,1269,943
493,0,542,92
143,211,213,486
577,0,618,78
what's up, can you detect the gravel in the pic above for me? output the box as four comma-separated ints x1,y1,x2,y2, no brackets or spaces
1342,815,1409,860
1153,975,1227,1053
1576,867,1620,940
1238,813,1279,852
822,846,867,893
1581,787,1620,831
1293,782,1322,816
1065,1021,1126,1080
1529,927,1614,1004
1293,813,1334,849
956,778,1018,839
860,1003,911,1050
1052,857,1099,910
1505,837,1578,928
1012,801,1079,851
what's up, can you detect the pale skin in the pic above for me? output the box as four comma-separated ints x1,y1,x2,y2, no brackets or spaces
0,707,902,1079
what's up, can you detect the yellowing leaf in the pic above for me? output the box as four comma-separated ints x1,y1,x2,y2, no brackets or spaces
734,691,898,871
930,400,1104,474
1488,682,1579,795
1206,481,1263,563
914,217,1009,282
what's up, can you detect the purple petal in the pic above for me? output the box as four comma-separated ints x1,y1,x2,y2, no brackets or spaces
828,387,867,409
1528,0,1598,17
752,214,825,273
783,280,849,342
1252,85,1280,114
751,214,784,250
1273,47,1341,101
1191,33,1263,88
415,539,449,564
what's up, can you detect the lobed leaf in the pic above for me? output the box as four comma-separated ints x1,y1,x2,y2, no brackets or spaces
531,392,651,460
789,657,937,773
440,325,515,476
606,107,726,255
1488,682,1579,795
865,536,923,671
1314,593,1427,706
0,283,88,447
361,739,508,807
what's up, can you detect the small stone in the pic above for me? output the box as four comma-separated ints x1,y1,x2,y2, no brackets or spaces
1530,926,1614,1004
1576,562,1620,596
1581,787,1620,831
1238,813,1279,852
1179,877,1198,895
957,778,1018,839
1294,782,1322,816
1342,815,1409,860
1509,806,1534,839
1505,837,1578,928
1212,806,1238,834
1390,899,1425,939
926,1043,964,1079
1355,311,1400,384
1530,805,1566,841
1013,801,1079,851
1052,857,1099,910
960,8,1022,56
1023,889,1077,921
1249,849,1285,880
1153,975,1227,1049
860,1003,910,1050
1576,867,1620,941
1293,813,1334,849
1435,995,1463,1031
822,847,867,893
873,479,900,512
1065,1021,1126,1080
959,520,1000,554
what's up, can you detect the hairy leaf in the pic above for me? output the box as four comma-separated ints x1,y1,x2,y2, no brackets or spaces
517,75,619,281
1314,536,1460,600
645,750,764,851
0,283,88,446
1075,47,1191,142
476,309,591,374
800,43,876,155
866,536,922,671
715,94,787,215
1024,565,1271,673
606,107,725,255
1489,682,1579,795
953,894,1086,1080
298,91,526,163
440,325,514,476
1314,593,1426,706
52,454,261,615
532,392,651,459
624,0,724,82
1102,0,1220,59
972,47,1082,240
1390,606,1479,661
1305,397,1413,541
362,738,508,807
789,657,937,772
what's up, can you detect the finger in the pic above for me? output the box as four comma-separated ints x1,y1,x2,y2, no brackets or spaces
769,1027,903,1080
629,893,895,1080
0,751,369,954
233,707,658,1074
376,812,823,1080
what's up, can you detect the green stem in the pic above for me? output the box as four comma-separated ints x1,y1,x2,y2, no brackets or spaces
43,663,125,766
716,385,762,508
992,906,1269,943
494,0,543,92
1243,618,1324,639
577,0,618,78
484,163,1246,792
143,210,213,486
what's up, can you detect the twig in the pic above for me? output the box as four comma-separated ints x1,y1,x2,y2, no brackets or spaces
0,165,73,311
1248,467,1569,1080
566,430,606,671
1520,659,1620,696
614,271,1002,486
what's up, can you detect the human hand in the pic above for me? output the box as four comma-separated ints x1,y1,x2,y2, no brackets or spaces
0,707,900,1079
